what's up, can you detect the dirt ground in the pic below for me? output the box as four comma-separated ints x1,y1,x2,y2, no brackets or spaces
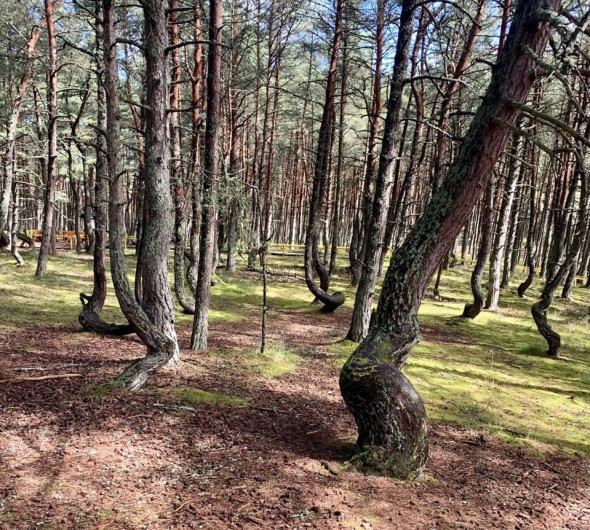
1,299,589,529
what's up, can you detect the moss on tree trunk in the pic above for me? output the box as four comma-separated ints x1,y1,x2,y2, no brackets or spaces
339,0,556,478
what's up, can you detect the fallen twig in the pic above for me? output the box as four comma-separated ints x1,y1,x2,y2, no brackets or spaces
153,402,197,413
0,373,82,384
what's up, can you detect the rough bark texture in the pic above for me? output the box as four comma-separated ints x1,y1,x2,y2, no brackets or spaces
190,0,223,350
347,0,415,342
103,0,178,390
339,0,556,478
485,130,523,310
463,176,495,318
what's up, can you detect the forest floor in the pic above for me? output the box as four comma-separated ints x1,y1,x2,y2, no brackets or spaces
0,250,589,529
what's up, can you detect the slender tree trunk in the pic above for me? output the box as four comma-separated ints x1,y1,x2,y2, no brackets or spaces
79,1,133,336
347,0,415,342
329,20,348,276
304,0,346,312
36,0,59,277
463,176,495,318
10,184,24,266
169,0,195,314
351,0,385,287
339,0,555,478
190,0,223,350
533,134,589,357
518,157,538,297
485,129,523,309
1,26,40,240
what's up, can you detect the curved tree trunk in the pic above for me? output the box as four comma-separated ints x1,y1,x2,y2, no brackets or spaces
104,0,178,390
339,0,555,478
304,0,345,313
347,0,415,342
533,136,589,357
463,175,495,318
79,2,133,336
518,145,538,297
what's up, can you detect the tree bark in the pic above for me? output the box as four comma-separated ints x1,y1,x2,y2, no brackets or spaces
190,0,223,350
339,0,556,478
347,0,415,341
304,0,346,312
463,175,495,318
36,0,59,277
104,0,178,390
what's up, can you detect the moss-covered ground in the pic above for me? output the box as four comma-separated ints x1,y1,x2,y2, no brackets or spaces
1,248,589,458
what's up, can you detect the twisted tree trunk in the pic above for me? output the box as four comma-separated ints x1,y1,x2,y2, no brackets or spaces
463,175,495,318
532,134,589,357
104,0,178,390
304,0,346,312
339,0,556,478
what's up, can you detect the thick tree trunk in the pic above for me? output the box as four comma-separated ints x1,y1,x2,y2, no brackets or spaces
190,0,223,350
339,0,555,478
104,0,178,390
347,0,415,342
463,176,495,318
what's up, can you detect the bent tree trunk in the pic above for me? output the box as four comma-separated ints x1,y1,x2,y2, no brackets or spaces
518,158,537,297
104,0,178,390
339,0,555,478
79,3,133,336
347,0,415,341
532,136,589,358
463,175,495,318
304,0,345,313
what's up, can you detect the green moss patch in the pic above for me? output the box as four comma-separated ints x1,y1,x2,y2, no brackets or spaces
175,387,248,408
